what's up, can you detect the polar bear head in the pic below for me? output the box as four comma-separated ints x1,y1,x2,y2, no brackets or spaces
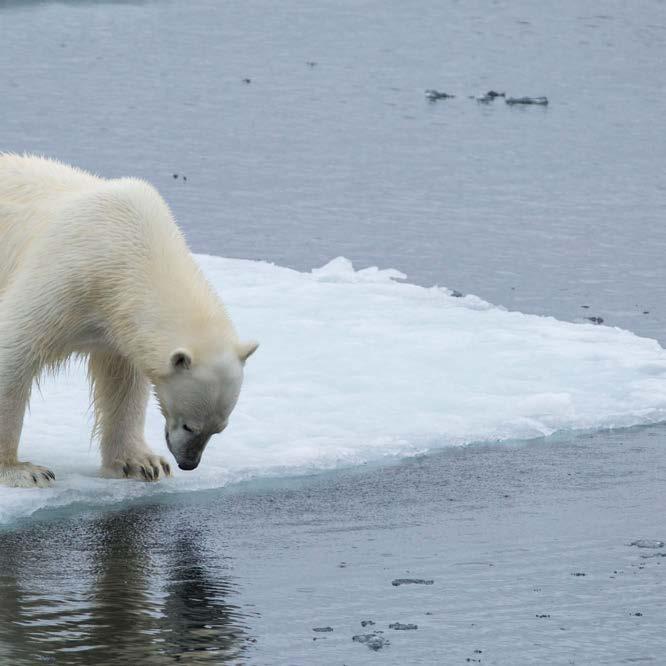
153,341,258,470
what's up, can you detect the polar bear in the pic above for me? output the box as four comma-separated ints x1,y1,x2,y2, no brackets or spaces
0,154,258,487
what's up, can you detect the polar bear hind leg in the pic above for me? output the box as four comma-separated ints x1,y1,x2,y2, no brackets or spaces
0,312,55,488
0,383,55,488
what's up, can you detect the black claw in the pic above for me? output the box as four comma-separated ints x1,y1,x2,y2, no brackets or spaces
41,472,50,481
48,471,56,480
31,474,38,484
123,463,130,477
140,466,148,480
162,462,171,476
152,465,160,479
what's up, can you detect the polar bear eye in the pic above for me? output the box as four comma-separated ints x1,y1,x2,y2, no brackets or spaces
182,424,194,433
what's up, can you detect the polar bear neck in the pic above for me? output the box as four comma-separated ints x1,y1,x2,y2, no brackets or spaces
118,251,238,379
131,280,237,379
95,180,239,379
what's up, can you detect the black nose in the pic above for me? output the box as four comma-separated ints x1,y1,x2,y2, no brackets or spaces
178,460,199,471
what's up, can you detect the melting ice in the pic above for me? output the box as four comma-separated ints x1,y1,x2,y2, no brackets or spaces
3,254,666,524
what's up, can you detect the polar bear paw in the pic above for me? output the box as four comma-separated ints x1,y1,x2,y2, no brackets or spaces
0,462,56,488
103,453,172,482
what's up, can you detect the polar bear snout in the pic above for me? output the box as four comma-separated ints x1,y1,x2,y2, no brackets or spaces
165,428,211,471
174,439,208,471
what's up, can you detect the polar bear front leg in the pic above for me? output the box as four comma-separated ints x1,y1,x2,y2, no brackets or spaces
89,352,172,482
0,376,55,488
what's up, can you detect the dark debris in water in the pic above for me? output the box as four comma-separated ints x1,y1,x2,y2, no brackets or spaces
392,578,434,586
361,620,375,627
477,90,506,103
425,89,548,106
313,626,334,632
506,96,549,105
425,89,456,101
389,622,418,630
586,316,604,325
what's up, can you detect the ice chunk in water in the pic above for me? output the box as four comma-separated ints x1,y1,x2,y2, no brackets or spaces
353,632,389,650
629,539,664,549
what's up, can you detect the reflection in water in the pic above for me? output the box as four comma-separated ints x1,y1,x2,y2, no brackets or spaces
0,505,254,664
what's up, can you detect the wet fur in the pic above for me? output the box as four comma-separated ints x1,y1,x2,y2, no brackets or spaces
0,154,254,486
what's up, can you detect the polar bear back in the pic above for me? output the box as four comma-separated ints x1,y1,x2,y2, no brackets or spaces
0,153,190,290
0,153,100,206
0,154,235,376
0,155,101,294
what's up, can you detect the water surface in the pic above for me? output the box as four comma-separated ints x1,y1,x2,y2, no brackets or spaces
2,0,665,338
1,1,666,663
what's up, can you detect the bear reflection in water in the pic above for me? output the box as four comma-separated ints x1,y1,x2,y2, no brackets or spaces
0,505,254,664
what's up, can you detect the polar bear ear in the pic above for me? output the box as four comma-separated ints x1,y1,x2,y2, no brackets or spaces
237,340,259,363
170,348,192,371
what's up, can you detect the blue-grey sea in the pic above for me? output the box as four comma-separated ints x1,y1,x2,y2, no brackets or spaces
1,1,666,664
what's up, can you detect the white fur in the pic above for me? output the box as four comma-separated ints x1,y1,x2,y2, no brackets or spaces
0,154,257,486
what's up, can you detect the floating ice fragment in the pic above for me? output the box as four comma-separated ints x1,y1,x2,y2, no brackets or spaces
352,632,389,650
477,90,506,103
629,539,664,549
5,253,666,526
392,578,434,586
389,622,418,630
506,96,549,105
425,89,455,101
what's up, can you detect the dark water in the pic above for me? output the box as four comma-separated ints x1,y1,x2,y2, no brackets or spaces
2,427,666,664
0,507,252,664
2,0,666,340
2,0,666,663
0,507,254,664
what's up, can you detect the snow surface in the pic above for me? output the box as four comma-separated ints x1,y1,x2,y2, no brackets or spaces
4,254,666,524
